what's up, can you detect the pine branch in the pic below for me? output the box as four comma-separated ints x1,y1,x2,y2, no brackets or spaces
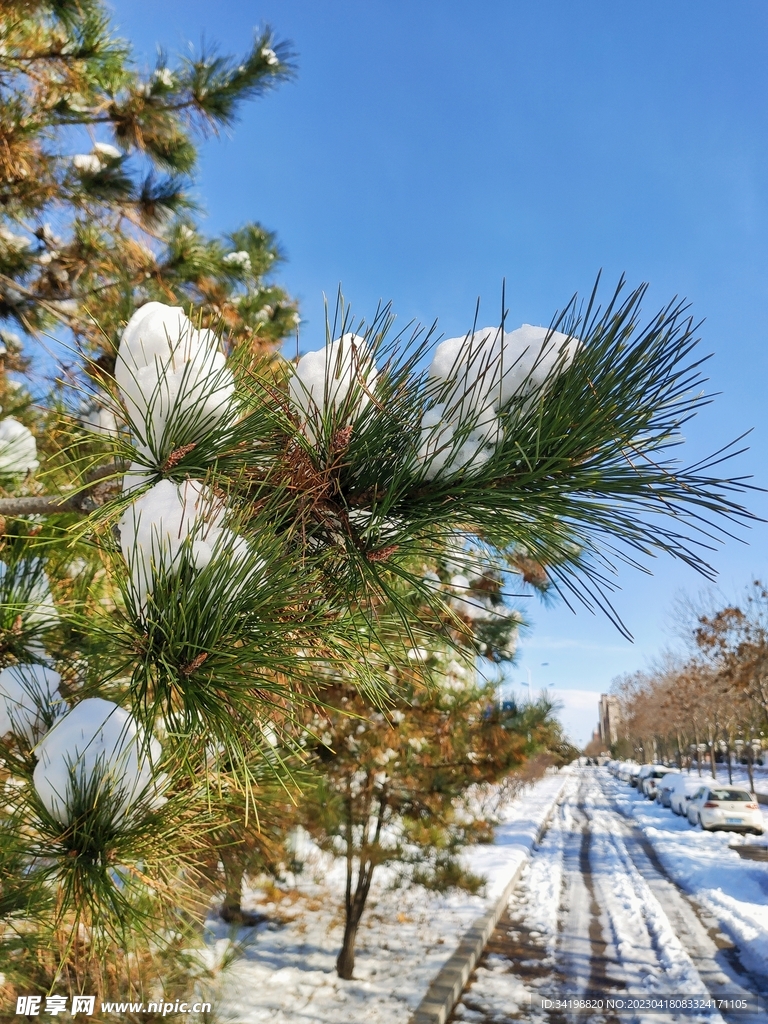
0,462,117,516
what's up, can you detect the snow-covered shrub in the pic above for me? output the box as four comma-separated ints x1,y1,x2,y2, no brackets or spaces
289,333,378,443
33,697,162,825
0,663,63,743
0,416,39,475
115,301,235,455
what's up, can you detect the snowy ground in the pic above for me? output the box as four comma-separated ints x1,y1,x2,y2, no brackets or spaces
206,769,568,1024
452,767,768,1024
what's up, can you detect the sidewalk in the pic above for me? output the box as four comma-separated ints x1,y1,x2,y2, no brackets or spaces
210,768,571,1024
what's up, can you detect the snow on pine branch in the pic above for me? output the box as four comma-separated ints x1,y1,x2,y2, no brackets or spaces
0,417,39,476
117,477,253,609
0,558,59,635
33,697,163,826
115,301,235,458
114,302,263,612
417,324,579,480
0,663,64,745
289,333,378,444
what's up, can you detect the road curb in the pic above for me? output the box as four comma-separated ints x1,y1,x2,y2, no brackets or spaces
409,775,568,1024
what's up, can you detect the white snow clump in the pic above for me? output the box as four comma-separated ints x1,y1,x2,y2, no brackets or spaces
0,559,59,632
81,402,118,437
33,697,162,825
223,250,252,273
0,417,39,475
0,227,30,250
407,647,429,662
448,573,478,619
119,478,224,604
72,144,120,174
93,142,121,161
115,301,235,455
153,67,175,87
289,333,378,443
72,153,103,174
0,664,63,744
417,324,579,479
118,478,253,607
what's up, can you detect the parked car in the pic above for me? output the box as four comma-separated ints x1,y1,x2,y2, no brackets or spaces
686,785,764,834
618,761,643,782
661,773,702,813
654,770,681,803
641,766,676,799
627,764,645,787
634,764,657,789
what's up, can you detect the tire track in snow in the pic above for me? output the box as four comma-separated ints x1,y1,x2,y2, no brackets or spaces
450,769,761,1024
582,776,726,1023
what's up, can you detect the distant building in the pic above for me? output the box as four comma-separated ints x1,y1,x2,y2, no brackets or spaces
598,694,620,746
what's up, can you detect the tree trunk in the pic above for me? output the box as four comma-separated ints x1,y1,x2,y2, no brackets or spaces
220,877,244,922
336,906,362,980
746,730,755,793
336,789,387,980
219,860,264,926
708,726,717,779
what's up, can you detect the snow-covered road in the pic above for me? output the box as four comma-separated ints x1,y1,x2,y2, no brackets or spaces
451,768,767,1024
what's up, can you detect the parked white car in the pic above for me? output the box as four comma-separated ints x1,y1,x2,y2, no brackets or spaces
641,765,676,798
617,762,637,783
635,763,668,790
656,773,679,806
634,764,651,787
686,784,764,834
665,773,705,815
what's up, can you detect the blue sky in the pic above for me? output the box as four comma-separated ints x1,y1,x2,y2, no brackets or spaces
109,0,768,744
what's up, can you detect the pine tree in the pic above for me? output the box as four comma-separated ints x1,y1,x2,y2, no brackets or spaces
0,277,758,1004
300,615,567,980
0,1,760,1011
0,0,297,382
